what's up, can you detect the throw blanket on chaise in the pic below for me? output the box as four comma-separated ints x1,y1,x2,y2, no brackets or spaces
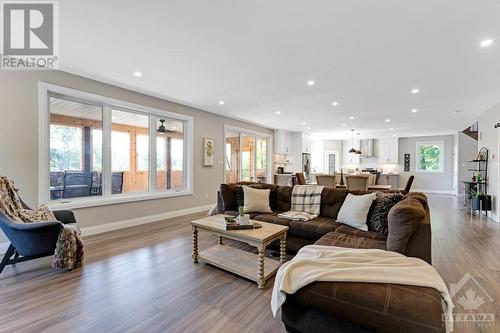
271,245,454,332
278,185,324,221
0,176,84,270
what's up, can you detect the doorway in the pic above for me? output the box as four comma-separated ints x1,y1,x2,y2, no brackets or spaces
324,151,340,174
224,126,271,184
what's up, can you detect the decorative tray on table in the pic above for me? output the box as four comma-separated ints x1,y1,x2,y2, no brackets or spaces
224,216,262,230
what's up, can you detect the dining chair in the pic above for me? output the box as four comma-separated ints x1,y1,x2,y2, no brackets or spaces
62,171,92,198
403,175,415,193
112,172,124,194
315,174,336,188
295,172,306,185
346,175,369,191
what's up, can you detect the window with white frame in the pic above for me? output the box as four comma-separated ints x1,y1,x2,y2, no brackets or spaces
416,141,445,173
41,84,192,207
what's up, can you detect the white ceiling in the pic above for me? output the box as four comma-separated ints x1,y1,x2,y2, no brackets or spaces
59,0,500,139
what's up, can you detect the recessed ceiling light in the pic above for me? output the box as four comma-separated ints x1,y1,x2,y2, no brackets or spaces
307,127,311,130
301,121,306,125
331,101,339,106
411,88,420,94
219,101,225,105
392,134,397,137
480,39,494,48
342,123,347,126
389,128,394,131
349,116,354,120
411,109,418,113
385,119,391,122
307,80,315,86
276,111,281,115
133,71,142,77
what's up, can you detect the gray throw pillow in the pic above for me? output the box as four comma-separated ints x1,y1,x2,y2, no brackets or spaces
369,193,404,234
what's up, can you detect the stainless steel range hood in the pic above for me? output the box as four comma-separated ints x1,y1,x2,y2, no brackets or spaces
360,139,378,158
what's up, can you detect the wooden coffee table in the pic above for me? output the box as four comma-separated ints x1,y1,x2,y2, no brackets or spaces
191,215,288,289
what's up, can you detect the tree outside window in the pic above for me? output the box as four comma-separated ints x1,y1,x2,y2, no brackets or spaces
416,141,444,173
50,124,83,171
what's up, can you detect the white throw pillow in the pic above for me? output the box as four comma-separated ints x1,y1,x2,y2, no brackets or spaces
243,186,272,213
337,193,377,231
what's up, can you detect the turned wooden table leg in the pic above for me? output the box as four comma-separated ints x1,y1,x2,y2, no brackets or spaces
192,226,199,263
258,247,265,289
217,235,224,245
280,236,287,263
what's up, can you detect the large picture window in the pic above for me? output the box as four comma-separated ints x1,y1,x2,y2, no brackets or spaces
40,83,193,207
416,141,445,173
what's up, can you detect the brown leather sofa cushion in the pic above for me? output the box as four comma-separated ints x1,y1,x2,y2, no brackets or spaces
386,196,426,254
289,217,342,240
335,225,387,241
253,212,290,226
286,281,445,333
275,186,293,212
315,231,386,250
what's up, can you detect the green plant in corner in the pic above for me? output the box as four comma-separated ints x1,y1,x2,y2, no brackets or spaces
469,188,485,199
238,206,245,217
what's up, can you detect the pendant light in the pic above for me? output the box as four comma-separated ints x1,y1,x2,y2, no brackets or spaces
349,129,357,153
355,132,362,155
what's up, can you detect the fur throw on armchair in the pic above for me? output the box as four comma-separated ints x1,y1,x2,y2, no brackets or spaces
0,176,84,270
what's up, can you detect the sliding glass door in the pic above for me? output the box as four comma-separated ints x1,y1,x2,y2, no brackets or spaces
241,135,255,182
224,127,270,184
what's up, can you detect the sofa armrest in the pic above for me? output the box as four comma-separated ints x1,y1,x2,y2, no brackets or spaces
53,210,77,224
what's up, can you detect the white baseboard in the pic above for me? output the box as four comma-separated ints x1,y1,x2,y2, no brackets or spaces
412,189,457,195
81,204,213,237
0,204,213,255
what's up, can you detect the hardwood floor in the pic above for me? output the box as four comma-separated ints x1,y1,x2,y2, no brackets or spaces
0,194,499,333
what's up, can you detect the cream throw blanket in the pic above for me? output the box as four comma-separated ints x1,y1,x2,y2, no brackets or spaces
0,176,84,270
271,245,454,332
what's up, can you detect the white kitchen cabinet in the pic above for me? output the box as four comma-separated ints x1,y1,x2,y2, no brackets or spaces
342,140,360,165
302,134,311,153
274,129,293,154
379,138,399,164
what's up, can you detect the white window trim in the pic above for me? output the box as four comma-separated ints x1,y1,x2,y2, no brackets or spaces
223,124,273,183
38,82,194,209
415,141,445,174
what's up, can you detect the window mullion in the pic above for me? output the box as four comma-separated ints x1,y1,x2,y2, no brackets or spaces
149,116,156,192
102,106,112,197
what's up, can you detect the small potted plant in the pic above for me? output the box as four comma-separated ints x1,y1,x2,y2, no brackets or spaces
237,206,250,225
470,189,491,211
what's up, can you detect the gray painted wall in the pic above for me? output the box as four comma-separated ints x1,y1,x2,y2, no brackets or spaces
0,71,273,242
478,102,500,222
398,135,455,192
457,132,478,196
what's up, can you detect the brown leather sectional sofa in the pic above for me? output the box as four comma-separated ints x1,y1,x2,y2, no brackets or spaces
217,183,445,333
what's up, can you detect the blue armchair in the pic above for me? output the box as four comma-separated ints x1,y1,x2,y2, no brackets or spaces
0,198,77,274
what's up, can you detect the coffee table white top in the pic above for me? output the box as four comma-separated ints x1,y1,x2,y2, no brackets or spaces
191,214,288,243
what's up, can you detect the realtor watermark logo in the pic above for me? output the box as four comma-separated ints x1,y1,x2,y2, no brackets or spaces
443,272,495,328
1,1,59,70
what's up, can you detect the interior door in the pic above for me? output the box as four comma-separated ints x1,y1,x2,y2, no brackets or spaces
328,154,336,174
